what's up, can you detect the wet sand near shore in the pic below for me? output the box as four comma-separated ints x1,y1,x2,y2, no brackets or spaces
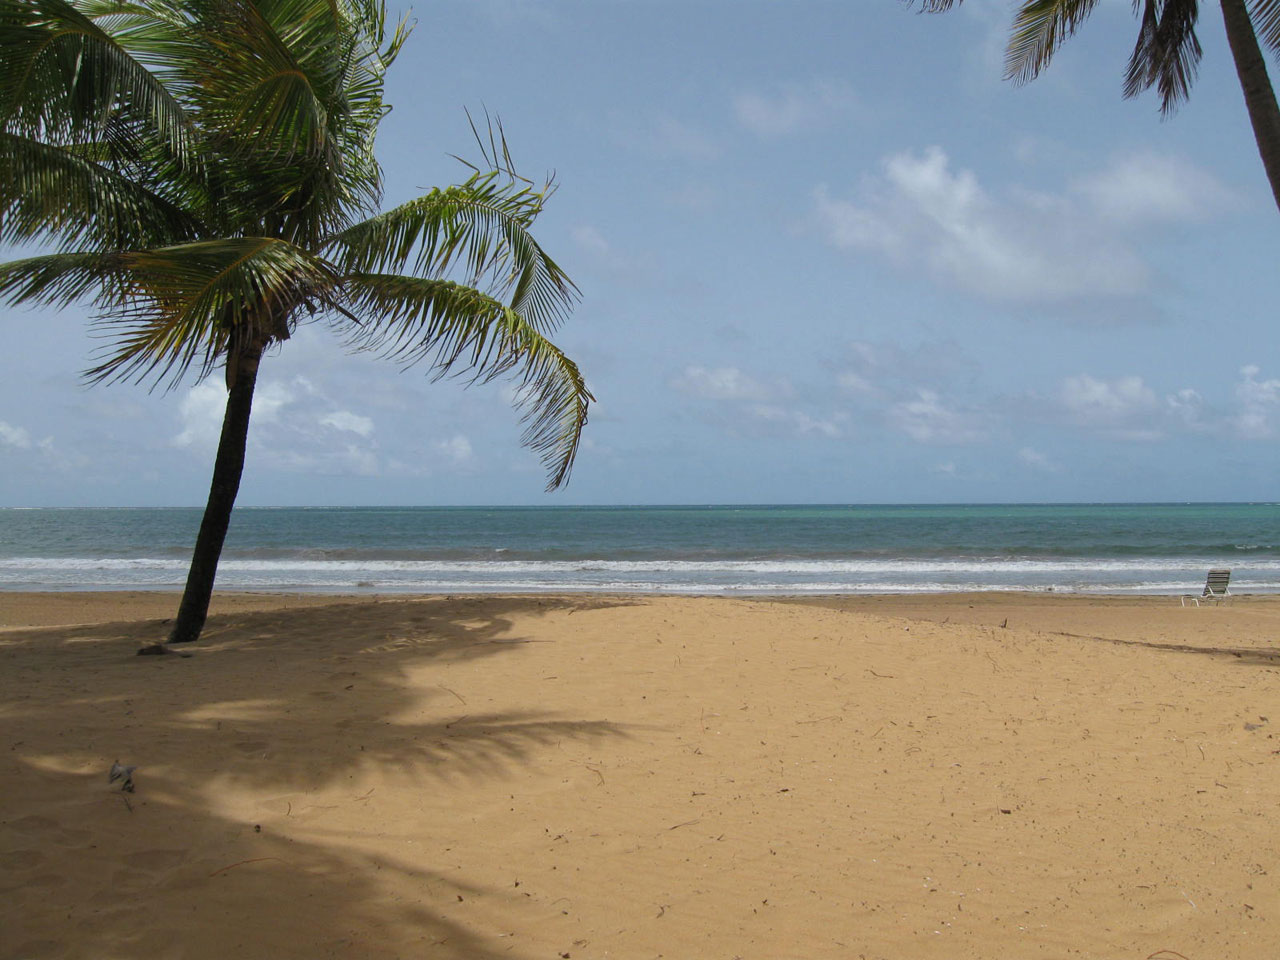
2,591,1277,959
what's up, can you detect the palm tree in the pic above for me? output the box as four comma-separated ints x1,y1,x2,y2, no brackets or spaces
0,0,592,646
912,0,1280,213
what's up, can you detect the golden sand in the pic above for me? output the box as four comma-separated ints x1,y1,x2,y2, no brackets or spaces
2,591,1277,959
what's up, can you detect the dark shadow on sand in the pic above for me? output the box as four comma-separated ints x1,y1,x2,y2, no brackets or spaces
0,594,638,959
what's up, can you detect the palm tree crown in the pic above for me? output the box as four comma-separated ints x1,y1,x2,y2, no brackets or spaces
0,0,592,643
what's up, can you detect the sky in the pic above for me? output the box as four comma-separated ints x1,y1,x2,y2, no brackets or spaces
2,0,1279,507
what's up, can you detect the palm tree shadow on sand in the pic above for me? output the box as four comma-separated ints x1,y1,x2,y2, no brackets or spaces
1,595,639,958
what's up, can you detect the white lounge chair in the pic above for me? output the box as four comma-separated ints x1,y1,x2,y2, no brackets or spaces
1181,569,1231,607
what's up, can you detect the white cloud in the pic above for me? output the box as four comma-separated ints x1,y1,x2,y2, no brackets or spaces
1073,153,1233,225
732,79,854,137
1059,374,1158,424
174,381,226,450
1166,388,1206,431
748,404,844,438
831,340,991,445
837,371,875,394
1017,446,1058,472
1053,373,1172,441
336,444,379,476
435,434,474,464
888,389,986,444
174,376,382,475
672,365,772,401
253,378,310,424
320,410,375,437
671,364,843,440
1234,365,1280,439
0,420,32,449
814,147,1224,304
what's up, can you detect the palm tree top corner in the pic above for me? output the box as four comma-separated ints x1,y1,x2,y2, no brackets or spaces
0,0,593,647
906,0,1280,213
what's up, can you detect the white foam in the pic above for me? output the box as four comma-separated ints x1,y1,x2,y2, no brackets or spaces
4,555,1279,594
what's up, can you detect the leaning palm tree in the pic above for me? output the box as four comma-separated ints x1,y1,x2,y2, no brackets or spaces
0,0,592,646
912,0,1280,213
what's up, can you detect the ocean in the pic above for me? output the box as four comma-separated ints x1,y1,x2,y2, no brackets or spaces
1,503,1278,595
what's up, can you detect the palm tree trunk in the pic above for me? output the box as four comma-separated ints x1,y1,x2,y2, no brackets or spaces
1220,0,1280,212
166,340,265,644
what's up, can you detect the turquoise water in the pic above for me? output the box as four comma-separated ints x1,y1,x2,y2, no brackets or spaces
1,503,1277,594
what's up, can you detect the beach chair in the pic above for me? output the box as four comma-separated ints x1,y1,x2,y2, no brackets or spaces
1181,569,1231,606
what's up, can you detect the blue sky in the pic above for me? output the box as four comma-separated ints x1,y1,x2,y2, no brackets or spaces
3,0,1279,506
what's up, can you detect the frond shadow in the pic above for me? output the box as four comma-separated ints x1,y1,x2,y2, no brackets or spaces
1,595,637,957
1,768,547,959
3,595,634,792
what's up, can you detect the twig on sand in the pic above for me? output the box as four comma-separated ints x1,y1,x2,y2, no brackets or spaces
1147,951,1193,960
666,818,701,831
866,669,895,679
209,857,283,877
438,685,467,705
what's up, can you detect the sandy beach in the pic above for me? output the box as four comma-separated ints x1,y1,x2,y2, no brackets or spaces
2,591,1277,959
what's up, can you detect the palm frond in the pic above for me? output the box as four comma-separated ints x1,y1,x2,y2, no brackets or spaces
0,247,130,307
1248,0,1280,53
904,0,964,11
92,237,340,386
0,130,203,250
1,237,338,387
326,172,578,334
340,272,592,488
182,0,405,240
192,0,331,161
1005,0,1102,85
1123,0,1202,112
0,0,192,163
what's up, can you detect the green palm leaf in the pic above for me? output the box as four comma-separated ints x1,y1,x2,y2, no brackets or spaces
1,238,338,386
341,272,592,489
1004,0,1101,85
327,172,579,335
1123,0,1202,113
181,0,404,242
0,130,203,249
0,0,587,643
1248,0,1280,52
0,0,192,162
